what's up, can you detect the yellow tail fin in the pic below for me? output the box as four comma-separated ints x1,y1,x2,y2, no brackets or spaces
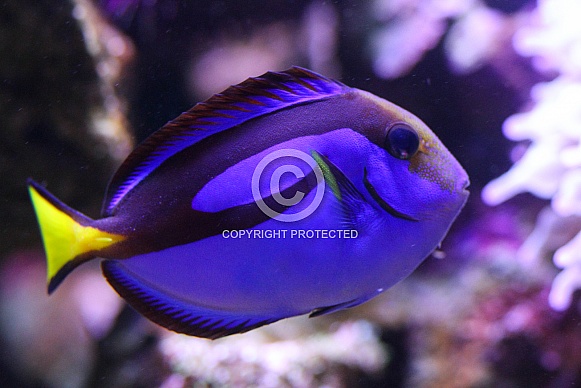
27,180,126,293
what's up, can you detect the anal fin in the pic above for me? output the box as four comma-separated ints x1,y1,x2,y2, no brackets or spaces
102,261,284,339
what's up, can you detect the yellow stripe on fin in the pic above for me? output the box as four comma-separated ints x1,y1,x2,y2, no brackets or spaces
27,181,126,293
311,150,341,200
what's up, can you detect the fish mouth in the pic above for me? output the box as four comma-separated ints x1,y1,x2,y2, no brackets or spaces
363,167,419,222
459,178,470,198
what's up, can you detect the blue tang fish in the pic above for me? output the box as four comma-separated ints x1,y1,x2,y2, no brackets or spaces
28,67,469,339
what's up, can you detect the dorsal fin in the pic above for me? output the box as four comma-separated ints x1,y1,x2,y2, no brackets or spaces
103,67,348,216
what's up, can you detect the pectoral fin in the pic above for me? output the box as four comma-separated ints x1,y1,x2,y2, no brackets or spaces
310,150,369,231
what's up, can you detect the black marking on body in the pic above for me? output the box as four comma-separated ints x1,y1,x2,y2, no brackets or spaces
363,167,419,222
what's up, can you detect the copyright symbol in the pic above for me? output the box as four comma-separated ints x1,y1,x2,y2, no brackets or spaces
251,149,325,222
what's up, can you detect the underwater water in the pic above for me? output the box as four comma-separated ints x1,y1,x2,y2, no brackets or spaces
3,0,581,386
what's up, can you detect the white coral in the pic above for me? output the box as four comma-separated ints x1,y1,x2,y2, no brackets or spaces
482,0,581,311
159,320,387,387
370,0,477,79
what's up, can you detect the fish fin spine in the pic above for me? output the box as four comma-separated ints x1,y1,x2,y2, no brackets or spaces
27,179,126,293
309,292,381,318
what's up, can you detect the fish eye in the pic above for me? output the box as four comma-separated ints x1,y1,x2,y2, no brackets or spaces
384,124,420,160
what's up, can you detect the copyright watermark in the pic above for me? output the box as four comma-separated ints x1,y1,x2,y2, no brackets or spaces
251,148,325,222
221,149,359,239
222,229,359,239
